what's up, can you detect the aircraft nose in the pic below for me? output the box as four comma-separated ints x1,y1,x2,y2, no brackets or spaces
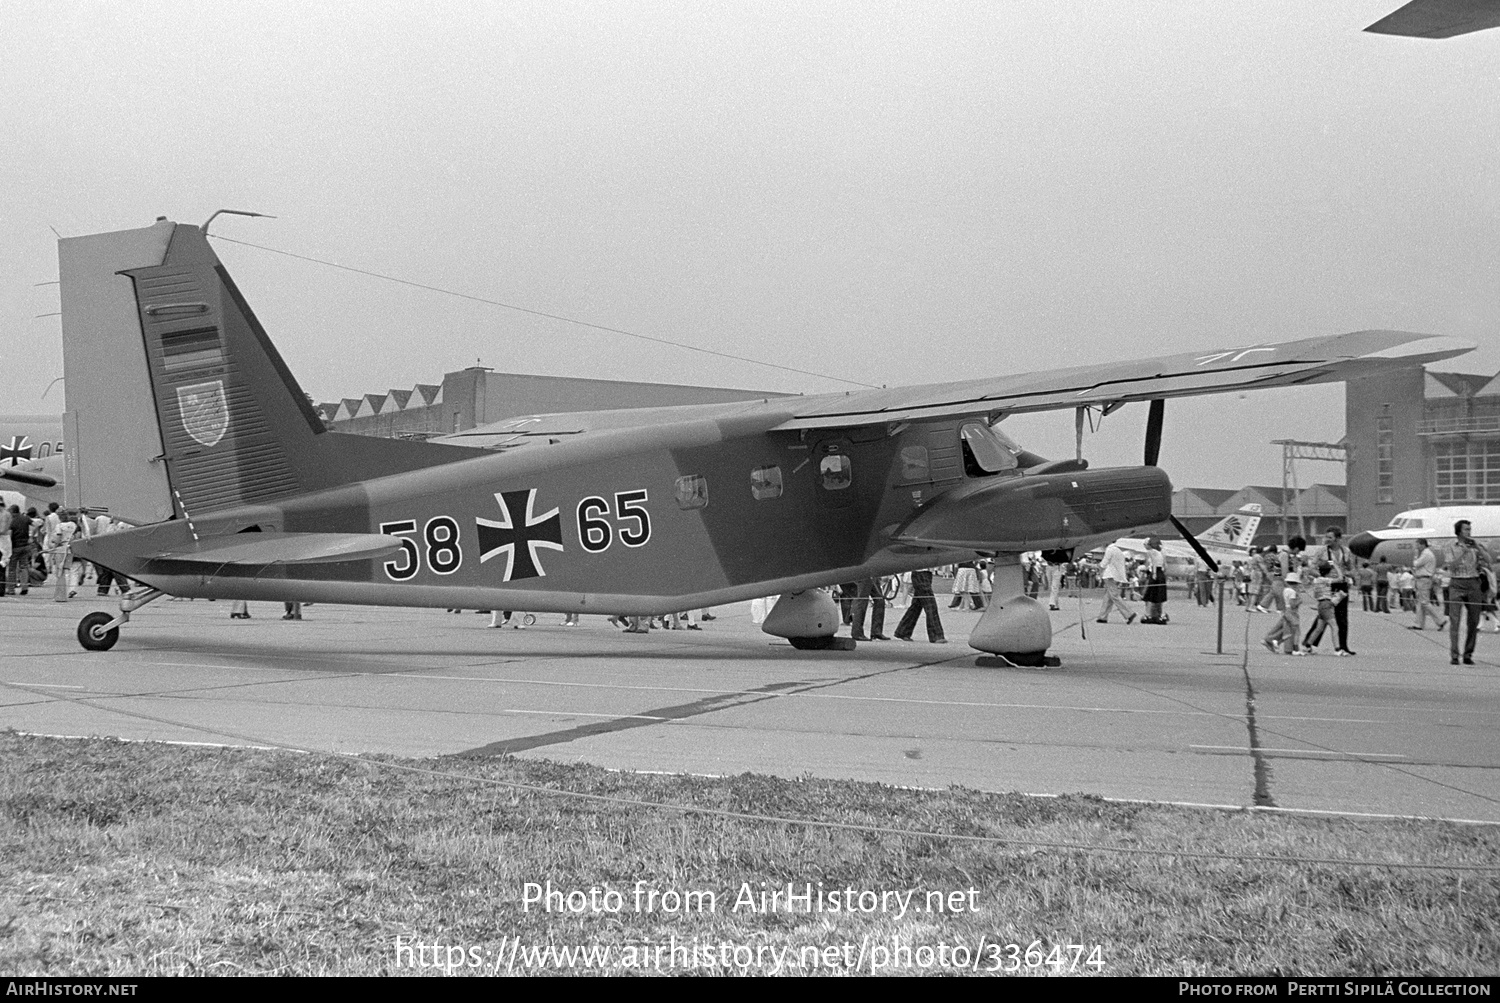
1348,532,1380,560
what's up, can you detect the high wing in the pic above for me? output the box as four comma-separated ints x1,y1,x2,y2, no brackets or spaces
768,331,1470,429
1366,0,1500,37
444,330,1472,444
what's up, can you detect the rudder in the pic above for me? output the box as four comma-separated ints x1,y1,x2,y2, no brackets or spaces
61,218,471,525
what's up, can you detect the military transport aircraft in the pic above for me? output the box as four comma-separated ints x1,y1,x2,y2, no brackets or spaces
0,416,65,510
58,218,1473,664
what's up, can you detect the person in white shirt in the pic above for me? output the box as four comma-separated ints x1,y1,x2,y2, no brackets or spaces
1409,539,1447,631
1096,542,1139,625
49,511,78,602
1141,536,1169,624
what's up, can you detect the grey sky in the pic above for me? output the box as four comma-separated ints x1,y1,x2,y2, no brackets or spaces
4,2,1496,491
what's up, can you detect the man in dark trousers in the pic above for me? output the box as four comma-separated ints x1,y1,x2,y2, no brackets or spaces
1444,519,1493,666
894,568,947,644
850,575,889,641
1313,527,1357,655
1373,557,1392,613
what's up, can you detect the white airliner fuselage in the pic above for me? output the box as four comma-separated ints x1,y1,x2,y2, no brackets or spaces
1349,505,1500,566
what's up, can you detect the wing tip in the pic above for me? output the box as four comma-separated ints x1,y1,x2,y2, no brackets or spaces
1358,334,1477,363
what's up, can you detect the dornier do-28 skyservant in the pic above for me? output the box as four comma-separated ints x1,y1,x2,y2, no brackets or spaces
60,218,1473,664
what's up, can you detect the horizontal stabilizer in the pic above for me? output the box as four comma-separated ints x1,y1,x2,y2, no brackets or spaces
143,532,402,566
0,467,57,488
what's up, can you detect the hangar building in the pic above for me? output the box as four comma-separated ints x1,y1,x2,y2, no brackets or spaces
1346,366,1500,535
319,366,789,439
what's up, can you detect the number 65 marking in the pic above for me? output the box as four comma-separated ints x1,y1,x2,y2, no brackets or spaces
574,490,651,553
615,489,650,548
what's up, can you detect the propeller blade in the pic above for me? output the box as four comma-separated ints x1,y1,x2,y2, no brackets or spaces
1170,514,1218,574
1144,398,1165,467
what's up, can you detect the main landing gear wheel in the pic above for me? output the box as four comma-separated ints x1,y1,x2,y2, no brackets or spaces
77,612,119,652
787,636,857,651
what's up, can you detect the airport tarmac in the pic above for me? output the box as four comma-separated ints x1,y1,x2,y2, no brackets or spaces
2,589,1497,823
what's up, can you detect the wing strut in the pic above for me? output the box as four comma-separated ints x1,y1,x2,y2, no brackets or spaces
1144,398,1165,467
1170,515,1220,574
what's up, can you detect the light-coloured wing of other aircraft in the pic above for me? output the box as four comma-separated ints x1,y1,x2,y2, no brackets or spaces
1366,0,1500,37
1349,506,1500,566
1112,504,1264,568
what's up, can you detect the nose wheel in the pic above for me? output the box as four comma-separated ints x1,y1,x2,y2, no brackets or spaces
77,612,120,651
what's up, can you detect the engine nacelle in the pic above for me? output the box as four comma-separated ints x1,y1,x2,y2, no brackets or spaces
891,466,1172,552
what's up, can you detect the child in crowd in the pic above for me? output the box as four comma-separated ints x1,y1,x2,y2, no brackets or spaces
1263,572,1304,655
1301,562,1344,656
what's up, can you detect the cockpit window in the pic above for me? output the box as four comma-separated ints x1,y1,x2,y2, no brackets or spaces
960,422,1020,475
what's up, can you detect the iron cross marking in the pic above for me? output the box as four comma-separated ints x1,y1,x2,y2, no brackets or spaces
1,436,32,466
476,489,564,581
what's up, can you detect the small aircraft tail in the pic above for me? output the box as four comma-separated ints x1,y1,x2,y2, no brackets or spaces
1195,503,1263,550
59,219,469,525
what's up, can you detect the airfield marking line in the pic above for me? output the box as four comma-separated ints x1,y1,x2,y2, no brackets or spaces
1,682,84,689
13,731,289,752
141,656,510,672
16,673,386,704
380,671,1280,719
501,709,669,721
396,673,1261,716
1190,745,1409,762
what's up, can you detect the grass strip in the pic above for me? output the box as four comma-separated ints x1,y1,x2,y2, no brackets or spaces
2,732,1496,976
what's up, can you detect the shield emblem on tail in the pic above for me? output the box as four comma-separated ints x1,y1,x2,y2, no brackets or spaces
176,381,228,447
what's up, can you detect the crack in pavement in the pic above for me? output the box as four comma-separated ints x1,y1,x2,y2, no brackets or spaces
452,655,964,758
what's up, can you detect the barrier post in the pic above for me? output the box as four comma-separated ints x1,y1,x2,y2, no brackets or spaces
1216,578,1225,654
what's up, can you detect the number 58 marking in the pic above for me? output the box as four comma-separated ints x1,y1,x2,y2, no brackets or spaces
380,516,462,579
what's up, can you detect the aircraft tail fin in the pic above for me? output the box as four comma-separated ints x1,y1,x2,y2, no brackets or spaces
1195,503,1263,550
59,219,469,525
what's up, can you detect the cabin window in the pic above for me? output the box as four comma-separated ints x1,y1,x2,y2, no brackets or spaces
900,446,929,482
751,465,782,500
960,422,1019,475
819,453,852,491
675,474,708,510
